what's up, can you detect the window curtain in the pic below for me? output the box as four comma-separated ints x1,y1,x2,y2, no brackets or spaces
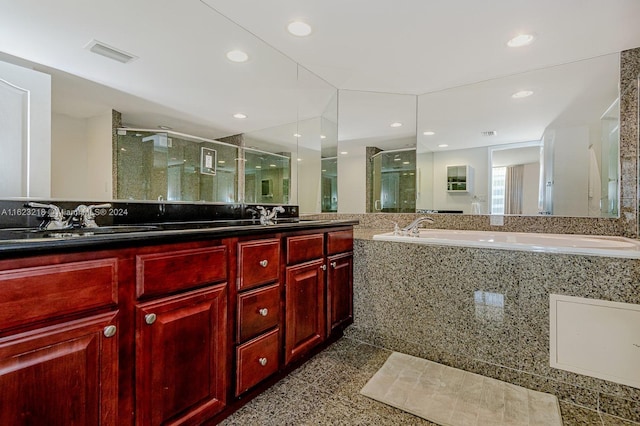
504,165,524,214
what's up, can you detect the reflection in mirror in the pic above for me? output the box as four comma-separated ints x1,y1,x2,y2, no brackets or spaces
297,66,338,213
337,90,417,213
370,149,416,212
244,149,290,204
116,129,239,202
1,0,340,207
417,53,620,217
489,142,542,215
321,157,338,212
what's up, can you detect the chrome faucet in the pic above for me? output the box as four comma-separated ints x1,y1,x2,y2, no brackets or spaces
27,202,111,230
256,205,285,225
27,202,67,230
397,216,434,236
71,203,112,228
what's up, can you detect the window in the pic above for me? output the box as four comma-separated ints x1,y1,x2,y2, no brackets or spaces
491,167,506,214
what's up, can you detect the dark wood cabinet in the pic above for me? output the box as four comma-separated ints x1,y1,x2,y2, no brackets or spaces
0,311,119,426
234,239,282,396
0,223,353,425
326,230,354,335
236,328,279,395
135,284,227,425
327,252,353,334
285,258,326,364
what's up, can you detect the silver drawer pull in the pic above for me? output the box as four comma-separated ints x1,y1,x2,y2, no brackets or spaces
103,325,117,338
259,308,268,317
331,261,337,268
144,313,157,325
258,357,268,366
259,259,268,267
321,264,327,271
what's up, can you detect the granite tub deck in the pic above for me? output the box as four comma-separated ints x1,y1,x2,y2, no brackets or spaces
348,231,640,424
222,337,627,425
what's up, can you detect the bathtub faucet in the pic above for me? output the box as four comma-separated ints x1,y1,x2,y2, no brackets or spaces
399,216,435,236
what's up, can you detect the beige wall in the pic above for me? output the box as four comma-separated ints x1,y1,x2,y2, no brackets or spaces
51,113,89,199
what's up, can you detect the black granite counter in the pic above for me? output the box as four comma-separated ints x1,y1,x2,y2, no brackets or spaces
0,219,358,258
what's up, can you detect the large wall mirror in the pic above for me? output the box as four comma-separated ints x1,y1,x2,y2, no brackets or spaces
0,0,336,212
0,0,624,219
416,53,620,218
336,90,417,214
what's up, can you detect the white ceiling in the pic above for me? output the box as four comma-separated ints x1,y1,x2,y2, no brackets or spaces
1,0,639,150
203,0,640,93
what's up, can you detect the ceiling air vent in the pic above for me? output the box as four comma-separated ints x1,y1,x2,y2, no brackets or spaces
85,40,137,64
481,130,497,137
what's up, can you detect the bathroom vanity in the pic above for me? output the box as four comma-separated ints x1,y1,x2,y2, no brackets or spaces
0,217,354,425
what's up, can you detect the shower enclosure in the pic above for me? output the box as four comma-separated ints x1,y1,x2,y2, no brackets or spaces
369,148,416,213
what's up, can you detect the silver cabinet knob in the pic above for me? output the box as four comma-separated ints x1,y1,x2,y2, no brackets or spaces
331,261,337,268
103,325,117,338
259,308,268,317
259,259,268,267
258,357,268,366
321,264,327,271
144,313,157,325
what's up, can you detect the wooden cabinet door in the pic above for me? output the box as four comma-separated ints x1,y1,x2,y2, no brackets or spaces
135,285,227,426
0,311,119,426
327,253,353,335
285,259,325,364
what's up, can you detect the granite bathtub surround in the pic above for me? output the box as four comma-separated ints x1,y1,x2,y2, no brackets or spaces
345,237,640,423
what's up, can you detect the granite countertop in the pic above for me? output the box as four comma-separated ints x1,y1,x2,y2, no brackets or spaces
0,219,358,257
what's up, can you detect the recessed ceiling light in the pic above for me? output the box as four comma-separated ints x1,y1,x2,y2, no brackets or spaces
255,165,262,169
438,144,449,148
321,169,327,172
423,131,435,136
293,133,302,138
320,135,326,139
512,90,534,99
218,160,225,164
297,158,302,162
402,161,410,165
390,122,403,128
233,113,248,119
287,21,312,37
394,157,401,161
340,151,348,155
226,50,249,62
507,34,535,47
120,147,127,152
270,164,277,167
158,125,172,130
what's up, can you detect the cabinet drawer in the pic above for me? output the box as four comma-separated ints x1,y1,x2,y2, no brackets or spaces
238,239,280,291
0,258,118,332
327,229,353,255
236,328,279,396
237,283,280,343
286,234,324,265
136,246,227,298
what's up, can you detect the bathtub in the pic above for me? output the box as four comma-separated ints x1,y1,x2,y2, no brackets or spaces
372,229,640,258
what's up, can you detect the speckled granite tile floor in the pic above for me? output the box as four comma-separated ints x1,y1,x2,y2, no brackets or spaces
220,337,638,426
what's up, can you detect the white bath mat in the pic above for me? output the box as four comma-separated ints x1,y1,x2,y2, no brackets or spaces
361,352,563,426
